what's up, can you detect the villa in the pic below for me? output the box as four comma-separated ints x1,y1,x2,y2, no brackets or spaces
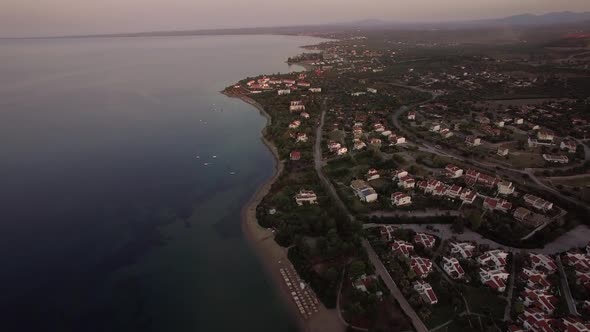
295,190,318,206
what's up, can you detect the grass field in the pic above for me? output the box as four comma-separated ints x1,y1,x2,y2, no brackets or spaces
549,175,590,187
463,286,507,321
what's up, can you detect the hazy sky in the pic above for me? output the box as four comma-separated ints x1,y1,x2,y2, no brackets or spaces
2,0,590,37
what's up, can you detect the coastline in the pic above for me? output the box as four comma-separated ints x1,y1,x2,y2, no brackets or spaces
226,92,344,332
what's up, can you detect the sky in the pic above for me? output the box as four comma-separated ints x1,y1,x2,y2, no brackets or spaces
2,0,590,37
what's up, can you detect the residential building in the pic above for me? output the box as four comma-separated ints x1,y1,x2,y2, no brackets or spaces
350,180,378,203
413,233,436,249
523,194,553,212
278,89,291,95
393,169,409,180
289,100,306,112
498,147,509,156
296,133,308,143
413,281,438,305
366,169,380,181
295,190,318,206
561,317,590,332
290,151,301,161
483,197,513,212
542,154,569,164
520,288,559,314
480,267,509,292
442,256,465,279
465,135,481,147
398,176,416,189
520,308,553,332
460,189,477,204
537,129,555,142
477,250,509,268
391,240,414,257
445,184,463,199
353,274,377,292
353,139,366,151
389,134,406,145
560,140,577,153
407,111,416,120
445,164,464,178
450,242,476,259
497,181,515,195
289,120,301,129
520,268,551,291
379,225,397,241
391,192,412,207
410,256,433,278
529,253,558,274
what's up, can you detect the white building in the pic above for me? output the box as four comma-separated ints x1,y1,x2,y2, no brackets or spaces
350,180,378,203
497,181,515,195
295,190,318,205
391,192,412,206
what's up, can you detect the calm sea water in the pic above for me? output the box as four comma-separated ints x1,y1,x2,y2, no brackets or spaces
0,35,324,332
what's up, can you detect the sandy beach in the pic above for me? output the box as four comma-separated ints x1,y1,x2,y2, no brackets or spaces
230,94,345,332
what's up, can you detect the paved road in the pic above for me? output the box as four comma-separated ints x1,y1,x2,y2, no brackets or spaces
556,255,580,316
503,259,516,321
362,239,429,332
314,102,356,222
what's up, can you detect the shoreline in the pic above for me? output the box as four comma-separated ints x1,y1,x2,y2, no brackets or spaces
226,92,345,332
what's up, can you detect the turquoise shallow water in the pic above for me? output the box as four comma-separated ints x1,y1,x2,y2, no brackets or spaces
0,35,325,331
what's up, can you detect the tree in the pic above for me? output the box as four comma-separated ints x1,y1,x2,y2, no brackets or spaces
349,260,367,279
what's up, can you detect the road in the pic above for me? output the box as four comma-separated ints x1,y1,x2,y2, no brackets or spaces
314,101,356,222
503,259,516,321
362,239,429,332
556,255,580,316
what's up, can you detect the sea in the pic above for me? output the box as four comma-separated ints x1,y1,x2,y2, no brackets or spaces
0,34,325,332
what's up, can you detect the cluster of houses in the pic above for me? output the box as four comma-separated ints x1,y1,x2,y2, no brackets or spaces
286,99,311,145
509,253,563,332
428,121,454,139
380,226,439,305
562,247,590,300
441,242,511,292
359,163,556,230
241,73,321,95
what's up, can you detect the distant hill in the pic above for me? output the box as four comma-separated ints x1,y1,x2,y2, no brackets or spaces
340,11,590,29
45,11,590,39
467,11,590,27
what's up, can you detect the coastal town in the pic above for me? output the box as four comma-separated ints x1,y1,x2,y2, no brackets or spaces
225,27,590,332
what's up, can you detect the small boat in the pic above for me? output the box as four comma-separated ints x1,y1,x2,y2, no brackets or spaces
230,172,236,175
204,163,210,166
212,155,217,158
196,156,200,159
